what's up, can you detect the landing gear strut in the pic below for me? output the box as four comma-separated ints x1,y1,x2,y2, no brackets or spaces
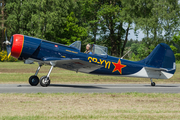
150,78,156,86
40,65,54,87
29,64,42,86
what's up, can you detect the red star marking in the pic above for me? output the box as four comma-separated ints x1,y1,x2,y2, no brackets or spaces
112,59,126,74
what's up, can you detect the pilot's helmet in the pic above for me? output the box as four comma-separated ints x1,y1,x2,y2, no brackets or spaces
87,43,92,50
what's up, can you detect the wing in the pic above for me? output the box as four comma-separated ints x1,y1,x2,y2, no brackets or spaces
35,57,102,73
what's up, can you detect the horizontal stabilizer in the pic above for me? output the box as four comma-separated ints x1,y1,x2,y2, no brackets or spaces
144,67,168,71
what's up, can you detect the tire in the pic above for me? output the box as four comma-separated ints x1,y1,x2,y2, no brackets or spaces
40,76,51,87
29,75,39,86
151,82,156,86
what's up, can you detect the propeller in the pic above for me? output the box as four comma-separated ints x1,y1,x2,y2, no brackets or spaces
3,28,11,58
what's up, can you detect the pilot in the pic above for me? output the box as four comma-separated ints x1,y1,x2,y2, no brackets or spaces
84,43,92,54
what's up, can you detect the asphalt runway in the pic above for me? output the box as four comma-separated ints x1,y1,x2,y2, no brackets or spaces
0,84,180,93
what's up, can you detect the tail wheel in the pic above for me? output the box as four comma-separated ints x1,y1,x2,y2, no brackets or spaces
151,82,156,86
40,76,51,87
29,75,39,86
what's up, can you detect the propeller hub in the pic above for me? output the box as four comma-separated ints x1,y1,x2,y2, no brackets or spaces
3,40,11,45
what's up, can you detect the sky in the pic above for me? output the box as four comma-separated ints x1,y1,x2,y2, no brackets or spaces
126,23,145,41
128,29,144,41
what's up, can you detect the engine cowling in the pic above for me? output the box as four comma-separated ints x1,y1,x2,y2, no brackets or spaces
11,34,42,59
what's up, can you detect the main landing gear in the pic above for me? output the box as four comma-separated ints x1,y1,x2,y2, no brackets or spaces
29,63,54,87
150,78,156,86
29,65,41,86
39,65,53,87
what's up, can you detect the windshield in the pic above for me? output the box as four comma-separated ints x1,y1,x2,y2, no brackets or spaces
69,41,81,51
92,44,108,55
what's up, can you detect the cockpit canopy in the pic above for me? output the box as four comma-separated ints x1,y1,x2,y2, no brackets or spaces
69,41,108,56
92,44,108,55
69,41,81,51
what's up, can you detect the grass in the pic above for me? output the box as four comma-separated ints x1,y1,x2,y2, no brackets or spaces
0,93,180,120
0,62,179,84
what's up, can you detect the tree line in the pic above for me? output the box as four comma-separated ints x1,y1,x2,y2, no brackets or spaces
0,0,180,58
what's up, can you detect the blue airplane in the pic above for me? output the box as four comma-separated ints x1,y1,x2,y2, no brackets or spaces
4,34,176,87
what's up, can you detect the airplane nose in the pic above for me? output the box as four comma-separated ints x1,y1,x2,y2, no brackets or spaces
11,34,24,59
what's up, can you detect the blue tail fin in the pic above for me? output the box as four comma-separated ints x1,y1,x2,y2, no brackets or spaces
139,43,176,74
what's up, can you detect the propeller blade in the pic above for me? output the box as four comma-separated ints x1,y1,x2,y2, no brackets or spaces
4,28,8,41
6,45,11,58
3,28,12,59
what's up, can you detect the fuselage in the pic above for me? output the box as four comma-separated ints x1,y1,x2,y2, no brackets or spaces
10,34,175,79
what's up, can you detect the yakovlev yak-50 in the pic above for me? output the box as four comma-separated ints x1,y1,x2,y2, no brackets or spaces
3,34,176,87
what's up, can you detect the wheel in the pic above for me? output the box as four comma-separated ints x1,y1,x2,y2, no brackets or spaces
29,75,39,86
40,76,51,87
151,82,156,86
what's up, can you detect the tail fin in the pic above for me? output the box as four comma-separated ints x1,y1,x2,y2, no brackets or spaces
139,43,176,74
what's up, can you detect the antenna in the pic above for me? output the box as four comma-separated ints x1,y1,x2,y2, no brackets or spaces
121,49,131,59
